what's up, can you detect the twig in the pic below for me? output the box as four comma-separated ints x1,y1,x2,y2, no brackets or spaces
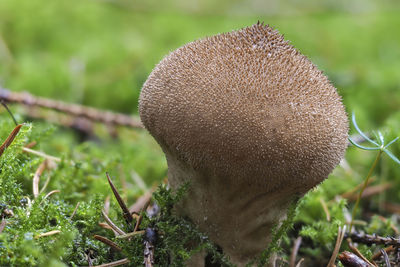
21,105,95,135
106,173,132,226
133,198,151,233
22,147,61,162
99,222,113,231
33,161,47,198
295,258,304,267
39,190,60,204
115,230,145,239
129,190,153,214
0,124,22,157
101,210,126,236
290,237,302,267
372,246,395,261
89,258,130,267
93,235,122,251
380,248,391,267
35,230,61,238
0,88,143,128
25,141,37,149
39,167,53,194
346,232,400,247
327,225,346,267
70,202,80,220
343,183,392,202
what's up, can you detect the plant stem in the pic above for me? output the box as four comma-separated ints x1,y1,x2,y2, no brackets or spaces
349,150,382,232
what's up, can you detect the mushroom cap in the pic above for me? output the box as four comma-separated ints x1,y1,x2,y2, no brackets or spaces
139,23,348,193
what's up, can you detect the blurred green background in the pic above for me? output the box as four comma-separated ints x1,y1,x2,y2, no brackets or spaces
1,0,400,183
1,0,400,120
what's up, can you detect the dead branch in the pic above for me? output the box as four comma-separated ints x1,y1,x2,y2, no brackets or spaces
347,232,400,247
290,236,302,267
0,124,22,157
0,88,143,129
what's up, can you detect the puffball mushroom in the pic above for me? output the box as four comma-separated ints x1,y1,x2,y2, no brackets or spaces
139,23,348,265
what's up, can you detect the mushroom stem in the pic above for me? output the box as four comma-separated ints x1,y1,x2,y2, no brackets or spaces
167,152,296,265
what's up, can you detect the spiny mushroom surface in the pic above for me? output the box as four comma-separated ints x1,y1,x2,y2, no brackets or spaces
139,23,348,266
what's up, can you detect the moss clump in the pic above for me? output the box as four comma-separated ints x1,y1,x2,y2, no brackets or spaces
0,119,233,266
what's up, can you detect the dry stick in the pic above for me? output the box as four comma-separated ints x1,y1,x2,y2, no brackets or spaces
290,237,302,267
70,202,80,220
327,225,346,267
21,105,95,135
341,177,376,199
33,160,47,198
295,258,304,267
319,198,331,222
22,147,61,162
90,258,130,267
101,210,126,236
0,88,143,128
35,230,61,238
372,246,395,261
93,235,122,251
133,198,151,233
0,124,22,157
116,230,145,239
39,190,60,205
380,248,391,267
129,190,153,214
39,170,52,194
106,173,132,225
344,183,392,202
98,222,113,231
347,232,400,247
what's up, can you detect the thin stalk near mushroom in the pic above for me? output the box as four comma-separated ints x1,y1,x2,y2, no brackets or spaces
348,113,400,233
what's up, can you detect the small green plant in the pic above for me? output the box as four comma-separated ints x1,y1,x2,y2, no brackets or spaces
348,112,400,232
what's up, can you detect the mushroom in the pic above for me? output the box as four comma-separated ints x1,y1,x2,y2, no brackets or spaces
139,23,348,266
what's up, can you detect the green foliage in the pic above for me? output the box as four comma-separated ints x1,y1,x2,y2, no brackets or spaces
0,122,107,266
0,119,233,266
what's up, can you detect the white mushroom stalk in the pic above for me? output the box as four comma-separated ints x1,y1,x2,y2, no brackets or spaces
139,22,348,266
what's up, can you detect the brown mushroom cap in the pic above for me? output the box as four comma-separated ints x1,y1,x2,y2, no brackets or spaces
139,23,348,195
